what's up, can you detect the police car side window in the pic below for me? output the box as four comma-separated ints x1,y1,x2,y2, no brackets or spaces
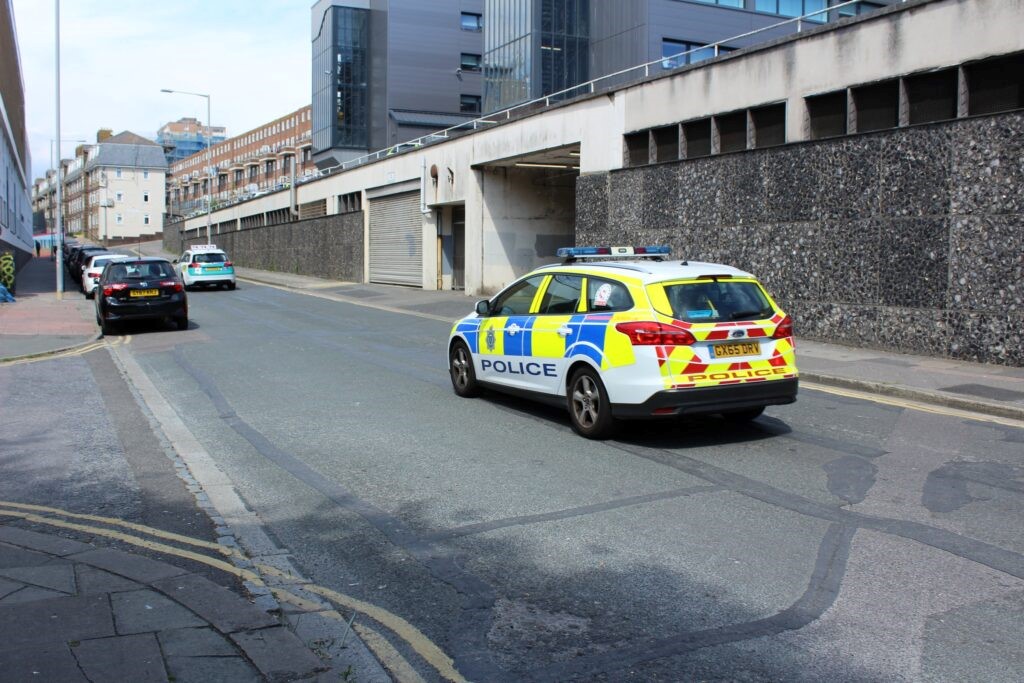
493,275,545,315
587,278,632,312
540,274,582,315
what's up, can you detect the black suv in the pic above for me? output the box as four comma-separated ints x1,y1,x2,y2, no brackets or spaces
94,258,188,334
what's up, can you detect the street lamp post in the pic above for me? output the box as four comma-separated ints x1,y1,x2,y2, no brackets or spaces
160,88,213,245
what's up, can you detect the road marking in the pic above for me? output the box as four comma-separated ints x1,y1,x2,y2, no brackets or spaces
354,623,429,683
0,336,129,367
0,501,468,683
802,381,1024,428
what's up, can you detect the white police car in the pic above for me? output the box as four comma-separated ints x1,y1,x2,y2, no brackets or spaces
448,246,798,438
175,244,236,290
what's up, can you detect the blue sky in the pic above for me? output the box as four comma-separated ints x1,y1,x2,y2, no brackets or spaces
13,1,312,180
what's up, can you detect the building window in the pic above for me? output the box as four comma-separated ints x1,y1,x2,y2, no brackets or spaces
115,213,123,225
143,191,149,203
460,95,482,114
839,1,885,17
751,103,786,148
624,131,649,167
115,191,124,202
715,111,748,153
754,0,826,22
143,170,149,179
653,125,679,162
115,167,123,178
691,0,743,7
461,53,482,72
461,12,482,31
852,80,899,132
807,91,848,139
905,69,958,125
143,214,150,226
662,39,733,70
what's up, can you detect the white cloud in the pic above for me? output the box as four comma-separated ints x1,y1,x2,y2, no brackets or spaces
14,0,311,180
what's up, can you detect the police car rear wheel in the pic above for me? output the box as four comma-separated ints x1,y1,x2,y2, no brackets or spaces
568,368,615,439
449,341,480,397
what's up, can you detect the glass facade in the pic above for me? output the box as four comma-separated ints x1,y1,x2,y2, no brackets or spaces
313,5,369,154
484,0,589,113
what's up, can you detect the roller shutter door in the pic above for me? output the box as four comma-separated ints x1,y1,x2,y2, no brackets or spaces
369,191,422,286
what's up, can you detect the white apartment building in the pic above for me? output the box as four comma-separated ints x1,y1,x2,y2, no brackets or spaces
81,131,167,241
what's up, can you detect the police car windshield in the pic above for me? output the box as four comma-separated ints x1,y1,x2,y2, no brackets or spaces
664,281,773,323
193,253,226,263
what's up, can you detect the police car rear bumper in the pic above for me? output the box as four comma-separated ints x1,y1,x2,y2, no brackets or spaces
612,378,798,419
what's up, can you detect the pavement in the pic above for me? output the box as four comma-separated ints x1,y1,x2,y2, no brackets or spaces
1,242,1022,681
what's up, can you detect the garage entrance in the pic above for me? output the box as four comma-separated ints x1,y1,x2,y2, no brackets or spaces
368,191,422,287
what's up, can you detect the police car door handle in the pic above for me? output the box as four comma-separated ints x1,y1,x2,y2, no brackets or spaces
557,325,572,337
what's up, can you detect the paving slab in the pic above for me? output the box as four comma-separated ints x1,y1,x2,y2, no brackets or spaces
0,575,22,599
0,542,58,569
157,626,240,657
73,633,169,683
0,585,67,605
111,588,205,634
0,525,93,556
230,626,327,680
69,547,189,583
151,573,277,633
0,592,115,650
0,642,89,683
0,563,77,594
76,565,142,595
165,654,261,683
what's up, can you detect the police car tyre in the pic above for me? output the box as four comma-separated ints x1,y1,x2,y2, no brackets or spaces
568,367,615,439
722,406,765,423
449,341,480,397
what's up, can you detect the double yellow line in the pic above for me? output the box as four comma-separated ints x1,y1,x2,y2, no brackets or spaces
0,335,131,367
0,500,466,683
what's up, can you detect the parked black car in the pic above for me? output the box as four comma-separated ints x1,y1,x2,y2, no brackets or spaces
94,257,188,334
68,246,108,283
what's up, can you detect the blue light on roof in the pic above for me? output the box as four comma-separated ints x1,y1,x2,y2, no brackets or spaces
557,245,671,258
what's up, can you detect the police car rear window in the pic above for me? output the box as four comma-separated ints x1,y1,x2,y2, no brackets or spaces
664,281,773,323
587,278,632,312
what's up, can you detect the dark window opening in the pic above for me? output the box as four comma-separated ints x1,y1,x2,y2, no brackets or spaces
716,111,747,153
966,53,1024,116
460,53,482,72
653,126,679,162
625,131,649,166
807,91,847,139
460,12,482,31
751,104,786,148
460,95,482,114
906,69,958,125
853,81,899,132
338,191,362,214
683,119,712,158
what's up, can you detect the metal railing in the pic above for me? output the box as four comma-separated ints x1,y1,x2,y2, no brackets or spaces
311,0,894,179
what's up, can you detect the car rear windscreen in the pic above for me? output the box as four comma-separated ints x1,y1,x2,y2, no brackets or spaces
194,253,227,263
108,262,176,280
663,280,774,323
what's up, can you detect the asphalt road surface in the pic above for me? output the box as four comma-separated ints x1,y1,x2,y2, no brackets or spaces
14,280,1024,681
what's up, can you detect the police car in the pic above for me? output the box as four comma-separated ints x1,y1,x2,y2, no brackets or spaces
175,244,236,290
447,246,797,438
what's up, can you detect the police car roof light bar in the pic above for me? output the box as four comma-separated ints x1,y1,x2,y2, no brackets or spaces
557,245,671,262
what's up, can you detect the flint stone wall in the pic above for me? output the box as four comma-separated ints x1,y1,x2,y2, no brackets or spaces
576,111,1024,366
165,212,364,284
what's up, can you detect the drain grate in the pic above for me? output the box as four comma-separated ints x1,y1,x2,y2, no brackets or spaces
941,383,1024,402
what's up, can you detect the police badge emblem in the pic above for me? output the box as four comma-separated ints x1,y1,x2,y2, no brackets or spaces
486,328,496,352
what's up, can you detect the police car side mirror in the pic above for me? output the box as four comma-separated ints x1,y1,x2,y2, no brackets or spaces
475,299,491,316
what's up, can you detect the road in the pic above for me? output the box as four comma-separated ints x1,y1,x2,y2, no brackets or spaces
7,279,1024,681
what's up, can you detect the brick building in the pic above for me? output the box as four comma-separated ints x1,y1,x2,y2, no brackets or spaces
165,105,314,217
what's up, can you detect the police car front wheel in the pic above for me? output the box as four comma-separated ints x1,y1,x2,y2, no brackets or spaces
568,368,615,439
449,341,480,398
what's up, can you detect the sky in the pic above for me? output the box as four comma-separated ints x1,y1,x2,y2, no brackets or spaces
13,0,312,181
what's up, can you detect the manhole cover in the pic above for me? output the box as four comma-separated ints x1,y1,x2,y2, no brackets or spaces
941,383,1024,402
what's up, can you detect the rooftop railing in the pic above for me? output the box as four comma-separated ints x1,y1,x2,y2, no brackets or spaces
316,0,895,178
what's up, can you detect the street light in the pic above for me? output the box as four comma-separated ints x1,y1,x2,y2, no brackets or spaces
160,88,213,245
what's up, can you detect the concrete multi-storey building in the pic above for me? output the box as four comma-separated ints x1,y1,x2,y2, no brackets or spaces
157,117,227,166
311,0,485,168
165,105,314,217
1,0,35,270
483,0,890,112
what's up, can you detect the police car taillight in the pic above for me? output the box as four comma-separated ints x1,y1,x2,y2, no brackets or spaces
771,315,793,339
615,321,696,346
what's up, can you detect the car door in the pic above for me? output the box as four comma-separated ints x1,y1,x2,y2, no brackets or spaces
475,274,546,391
530,273,585,394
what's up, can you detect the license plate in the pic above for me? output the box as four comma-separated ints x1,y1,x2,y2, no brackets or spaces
712,341,760,358
205,267,222,271
130,289,159,298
